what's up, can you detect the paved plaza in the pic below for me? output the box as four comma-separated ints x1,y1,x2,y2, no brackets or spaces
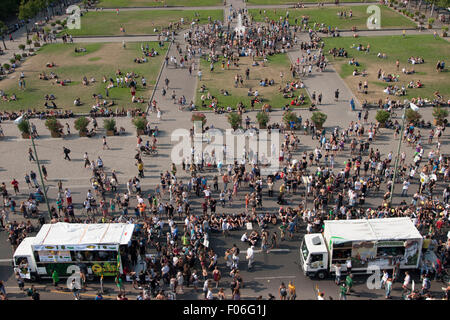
0,0,448,302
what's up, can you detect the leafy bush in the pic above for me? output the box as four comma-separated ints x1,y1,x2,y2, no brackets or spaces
405,109,421,123
103,118,116,131
428,18,435,25
74,116,90,132
17,120,30,134
311,112,327,129
442,26,449,32
132,117,148,130
15,54,21,61
375,110,391,124
433,107,448,125
282,111,298,127
45,117,63,132
191,113,207,126
227,112,242,130
9,58,16,64
3,63,10,70
18,44,25,51
256,111,270,127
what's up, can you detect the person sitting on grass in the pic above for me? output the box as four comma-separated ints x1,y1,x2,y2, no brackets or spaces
402,67,415,74
220,89,229,96
46,61,55,68
10,93,17,101
74,98,82,106
82,76,89,86
39,72,48,80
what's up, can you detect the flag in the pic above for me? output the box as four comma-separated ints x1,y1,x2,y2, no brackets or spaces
14,115,24,124
409,102,419,112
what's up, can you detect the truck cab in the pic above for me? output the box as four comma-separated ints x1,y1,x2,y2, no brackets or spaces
13,237,38,281
300,234,329,279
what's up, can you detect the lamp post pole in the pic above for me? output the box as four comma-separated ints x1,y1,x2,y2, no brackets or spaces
30,127,52,221
389,104,408,205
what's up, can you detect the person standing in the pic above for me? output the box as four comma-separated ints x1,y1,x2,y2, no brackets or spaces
28,148,35,162
41,165,48,181
11,179,19,195
345,274,353,294
288,281,296,300
279,282,287,300
385,278,393,299
402,271,411,292
246,245,254,270
339,283,347,300
52,269,59,288
102,136,109,150
334,89,339,101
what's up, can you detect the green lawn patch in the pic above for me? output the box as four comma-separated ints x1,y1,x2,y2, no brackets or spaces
247,0,371,3
96,0,222,8
0,42,167,113
249,5,415,30
195,53,310,110
323,35,450,102
64,10,223,36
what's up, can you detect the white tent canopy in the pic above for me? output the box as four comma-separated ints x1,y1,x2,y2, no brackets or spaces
324,218,422,243
31,223,135,250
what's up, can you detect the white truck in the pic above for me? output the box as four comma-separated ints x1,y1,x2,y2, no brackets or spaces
13,222,135,281
299,217,423,279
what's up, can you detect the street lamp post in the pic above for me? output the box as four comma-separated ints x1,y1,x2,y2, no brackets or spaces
388,102,410,205
30,129,52,221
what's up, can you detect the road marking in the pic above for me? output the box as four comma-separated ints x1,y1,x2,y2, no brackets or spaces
0,259,12,263
253,275,297,280
254,249,290,253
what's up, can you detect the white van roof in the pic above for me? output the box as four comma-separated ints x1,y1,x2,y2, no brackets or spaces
33,223,135,247
304,234,328,254
324,217,422,244
13,237,36,258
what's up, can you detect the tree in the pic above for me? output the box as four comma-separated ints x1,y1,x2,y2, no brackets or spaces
282,111,299,129
256,111,270,128
74,116,90,134
19,0,34,41
432,106,448,125
405,109,421,123
18,44,26,52
310,112,327,130
375,110,391,126
0,21,7,50
227,112,242,130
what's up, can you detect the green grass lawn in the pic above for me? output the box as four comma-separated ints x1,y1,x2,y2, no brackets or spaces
96,0,222,7
64,10,223,36
0,42,167,112
195,53,310,110
249,5,416,30
323,35,450,102
247,0,372,4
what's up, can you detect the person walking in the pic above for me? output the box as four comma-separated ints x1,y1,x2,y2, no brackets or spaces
334,89,340,101
63,147,71,161
102,136,109,150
